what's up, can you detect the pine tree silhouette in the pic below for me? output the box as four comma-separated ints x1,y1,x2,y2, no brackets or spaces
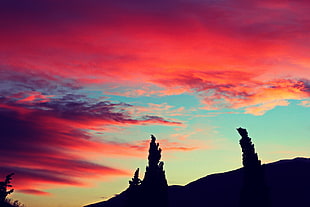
237,128,270,207
126,135,169,207
0,173,14,205
141,135,168,207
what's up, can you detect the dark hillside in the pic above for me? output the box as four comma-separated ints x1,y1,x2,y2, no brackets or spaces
85,157,310,207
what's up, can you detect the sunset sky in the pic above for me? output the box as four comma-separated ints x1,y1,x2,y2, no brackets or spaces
1,0,310,207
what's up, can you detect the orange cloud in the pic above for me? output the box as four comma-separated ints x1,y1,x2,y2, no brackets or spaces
299,100,310,107
244,100,290,116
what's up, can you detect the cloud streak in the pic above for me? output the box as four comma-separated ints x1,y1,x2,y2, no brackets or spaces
152,72,310,115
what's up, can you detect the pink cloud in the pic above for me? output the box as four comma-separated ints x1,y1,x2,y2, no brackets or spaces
17,189,52,196
15,91,54,104
0,94,184,195
155,72,310,114
1,0,310,85
2,0,310,198
1,1,310,116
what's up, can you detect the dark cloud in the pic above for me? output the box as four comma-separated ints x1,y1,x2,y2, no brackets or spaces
141,115,182,125
299,79,310,93
0,68,81,97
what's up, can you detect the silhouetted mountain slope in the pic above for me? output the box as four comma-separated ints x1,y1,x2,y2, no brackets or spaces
264,157,310,206
85,157,310,207
3,202,15,207
85,192,127,207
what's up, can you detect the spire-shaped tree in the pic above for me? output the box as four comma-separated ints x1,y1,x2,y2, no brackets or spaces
125,135,169,207
237,128,270,207
238,127,261,168
148,135,162,169
142,135,169,207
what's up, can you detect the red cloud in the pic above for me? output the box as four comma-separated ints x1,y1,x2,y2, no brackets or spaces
0,89,187,195
1,1,310,117
0,97,185,195
1,1,309,200
1,0,310,85
15,91,54,104
0,106,130,194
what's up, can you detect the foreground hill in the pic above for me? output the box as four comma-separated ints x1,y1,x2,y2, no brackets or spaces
85,157,310,207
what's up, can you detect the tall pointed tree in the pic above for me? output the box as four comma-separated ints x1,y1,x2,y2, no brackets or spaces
125,135,169,207
141,135,169,207
237,128,270,207
238,127,261,168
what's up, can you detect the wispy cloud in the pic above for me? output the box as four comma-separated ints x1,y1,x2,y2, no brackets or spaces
153,71,310,114
17,189,52,196
0,91,182,195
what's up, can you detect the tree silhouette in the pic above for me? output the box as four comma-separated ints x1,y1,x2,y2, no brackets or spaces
129,168,142,187
141,135,168,207
142,135,168,207
126,168,142,207
0,173,14,205
125,135,169,207
237,128,270,207
238,128,261,168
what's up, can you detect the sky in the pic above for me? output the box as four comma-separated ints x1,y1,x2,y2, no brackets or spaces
1,0,310,206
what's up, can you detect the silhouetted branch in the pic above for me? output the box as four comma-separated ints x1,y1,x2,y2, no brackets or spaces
129,168,141,187
0,173,15,204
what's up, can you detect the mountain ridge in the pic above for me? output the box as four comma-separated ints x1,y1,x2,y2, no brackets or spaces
85,157,310,207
